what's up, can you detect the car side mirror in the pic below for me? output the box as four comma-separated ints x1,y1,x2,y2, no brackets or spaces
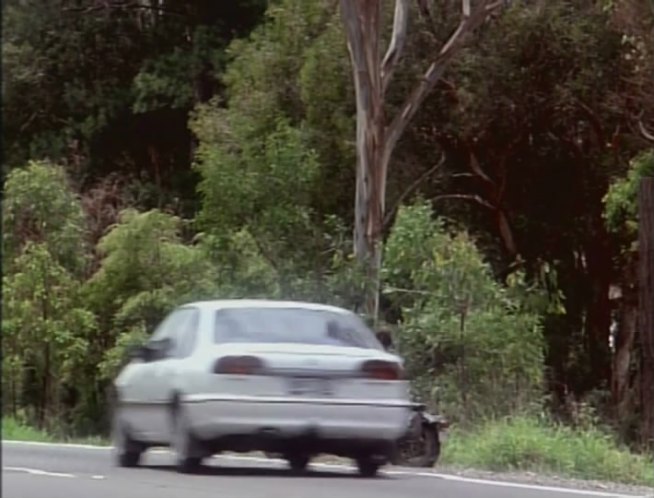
130,338,173,362
149,337,174,361
128,344,149,361
376,330,393,351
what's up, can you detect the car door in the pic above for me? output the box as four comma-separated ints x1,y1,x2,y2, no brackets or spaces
148,307,200,441
129,308,189,442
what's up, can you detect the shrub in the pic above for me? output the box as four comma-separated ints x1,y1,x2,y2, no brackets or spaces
383,201,545,422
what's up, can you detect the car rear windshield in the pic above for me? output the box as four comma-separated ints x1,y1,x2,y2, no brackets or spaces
213,307,382,350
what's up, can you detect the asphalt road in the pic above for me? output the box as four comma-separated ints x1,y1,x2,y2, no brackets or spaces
2,441,648,498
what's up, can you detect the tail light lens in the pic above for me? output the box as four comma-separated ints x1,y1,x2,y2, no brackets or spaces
360,360,404,381
213,356,265,375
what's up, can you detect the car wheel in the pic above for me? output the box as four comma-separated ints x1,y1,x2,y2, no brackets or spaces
420,425,441,468
112,412,143,468
395,423,441,468
356,456,381,478
171,404,203,474
287,453,310,473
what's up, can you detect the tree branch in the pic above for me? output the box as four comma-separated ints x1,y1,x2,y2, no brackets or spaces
385,0,503,154
250,232,281,275
639,119,654,143
431,193,496,210
63,1,185,16
339,0,367,97
381,0,410,95
384,285,435,296
432,190,516,254
497,209,517,256
463,0,472,17
383,153,445,230
469,150,494,186
574,98,605,149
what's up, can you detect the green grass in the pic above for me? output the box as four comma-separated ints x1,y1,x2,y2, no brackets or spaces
3,417,57,443
441,416,654,487
2,417,109,446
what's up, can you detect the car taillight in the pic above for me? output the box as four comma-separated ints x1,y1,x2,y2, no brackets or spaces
213,356,265,375
360,360,403,381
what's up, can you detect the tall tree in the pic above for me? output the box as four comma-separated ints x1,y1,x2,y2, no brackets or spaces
2,161,95,430
639,176,654,448
389,0,649,416
338,0,501,320
605,151,654,439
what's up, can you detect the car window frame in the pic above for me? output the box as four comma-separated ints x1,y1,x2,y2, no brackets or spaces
147,307,193,361
173,308,200,359
150,308,185,342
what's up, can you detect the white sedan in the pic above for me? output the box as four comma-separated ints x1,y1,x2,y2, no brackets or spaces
111,299,413,477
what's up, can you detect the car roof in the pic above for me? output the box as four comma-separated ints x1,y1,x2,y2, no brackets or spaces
183,299,352,315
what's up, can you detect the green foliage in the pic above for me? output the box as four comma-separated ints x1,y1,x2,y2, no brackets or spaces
2,243,96,428
2,160,88,275
97,324,149,383
205,0,355,221
2,161,94,429
2,0,146,166
2,417,56,443
383,201,545,422
604,150,654,243
399,0,647,421
449,1,632,135
132,49,195,114
192,106,323,282
188,0,359,298
193,114,318,231
197,230,281,299
442,416,654,486
2,0,266,211
223,0,336,127
91,209,215,298
87,208,219,381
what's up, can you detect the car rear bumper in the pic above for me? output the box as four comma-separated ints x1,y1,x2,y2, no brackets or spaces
183,394,412,446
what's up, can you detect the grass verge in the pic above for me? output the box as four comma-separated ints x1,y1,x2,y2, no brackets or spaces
441,416,654,487
2,417,108,446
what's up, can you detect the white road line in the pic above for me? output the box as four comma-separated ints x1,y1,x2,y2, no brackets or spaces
214,454,649,496
2,440,649,497
387,471,649,498
3,466,76,479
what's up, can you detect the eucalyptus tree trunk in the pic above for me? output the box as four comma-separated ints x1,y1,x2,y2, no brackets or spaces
612,288,637,425
639,177,654,449
339,0,502,322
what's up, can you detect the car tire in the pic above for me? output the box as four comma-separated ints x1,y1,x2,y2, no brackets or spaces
171,403,204,474
356,456,381,478
419,425,441,468
395,422,441,468
112,411,143,468
287,454,310,473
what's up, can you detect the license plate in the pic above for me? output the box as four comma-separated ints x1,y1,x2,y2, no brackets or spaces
287,377,333,397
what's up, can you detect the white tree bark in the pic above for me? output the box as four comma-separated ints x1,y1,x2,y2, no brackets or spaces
340,0,502,322
381,0,410,95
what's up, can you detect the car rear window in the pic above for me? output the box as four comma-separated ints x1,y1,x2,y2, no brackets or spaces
213,307,382,350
